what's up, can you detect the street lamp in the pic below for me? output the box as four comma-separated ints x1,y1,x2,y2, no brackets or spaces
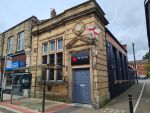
132,43,138,84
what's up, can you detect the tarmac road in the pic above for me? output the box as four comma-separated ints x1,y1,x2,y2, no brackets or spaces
0,107,17,113
136,79,150,113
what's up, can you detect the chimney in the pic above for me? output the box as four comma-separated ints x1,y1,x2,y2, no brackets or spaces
51,9,56,18
122,44,127,51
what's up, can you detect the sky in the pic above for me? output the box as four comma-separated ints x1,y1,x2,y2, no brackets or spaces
0,0,148,61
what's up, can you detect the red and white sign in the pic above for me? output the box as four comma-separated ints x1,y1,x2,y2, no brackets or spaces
88,27,101,40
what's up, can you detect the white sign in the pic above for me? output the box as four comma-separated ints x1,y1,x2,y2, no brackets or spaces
5,56,12,69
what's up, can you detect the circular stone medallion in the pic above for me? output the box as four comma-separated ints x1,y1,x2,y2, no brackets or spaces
73,22,85,35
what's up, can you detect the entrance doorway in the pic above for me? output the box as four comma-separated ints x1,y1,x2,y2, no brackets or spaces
72,68,91,104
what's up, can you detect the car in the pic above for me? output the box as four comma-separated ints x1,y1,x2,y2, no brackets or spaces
138,75,147,80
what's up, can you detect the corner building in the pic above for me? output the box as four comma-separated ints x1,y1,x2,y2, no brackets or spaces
31,0,109,107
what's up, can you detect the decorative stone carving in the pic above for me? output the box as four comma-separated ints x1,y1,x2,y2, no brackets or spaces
73,22,85,36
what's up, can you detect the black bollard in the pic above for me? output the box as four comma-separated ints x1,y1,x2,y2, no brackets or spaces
128,93,134,113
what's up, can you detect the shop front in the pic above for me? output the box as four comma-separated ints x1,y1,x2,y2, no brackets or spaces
11,73,32,96
3,53,32,94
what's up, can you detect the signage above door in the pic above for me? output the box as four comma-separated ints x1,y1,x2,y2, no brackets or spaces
71,50,89,66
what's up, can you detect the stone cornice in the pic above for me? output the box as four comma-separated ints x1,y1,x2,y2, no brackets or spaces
32,1,108,36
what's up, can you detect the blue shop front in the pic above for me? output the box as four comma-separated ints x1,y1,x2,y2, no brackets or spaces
4,53,32,94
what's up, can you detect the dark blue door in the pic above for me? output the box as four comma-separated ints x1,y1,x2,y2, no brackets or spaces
73,68,91,104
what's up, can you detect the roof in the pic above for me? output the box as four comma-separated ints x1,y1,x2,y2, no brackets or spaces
105,28,127,52
129,59,149,64
0,16,38,35
36,0,108,26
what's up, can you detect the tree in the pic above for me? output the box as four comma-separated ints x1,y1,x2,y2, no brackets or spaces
144,64,150,78
143,52,149,60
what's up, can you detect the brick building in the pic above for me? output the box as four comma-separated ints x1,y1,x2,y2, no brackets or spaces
129,59,149,76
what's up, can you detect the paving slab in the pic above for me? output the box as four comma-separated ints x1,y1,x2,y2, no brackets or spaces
56,83,143,113
0,82,145,113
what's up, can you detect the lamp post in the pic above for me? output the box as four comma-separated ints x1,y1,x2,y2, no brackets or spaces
132,43,138,84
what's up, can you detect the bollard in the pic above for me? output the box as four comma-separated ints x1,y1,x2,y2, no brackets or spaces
128,93,134,113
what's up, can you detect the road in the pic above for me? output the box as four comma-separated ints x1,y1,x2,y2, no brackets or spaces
0,107,17,113
136,79,150,113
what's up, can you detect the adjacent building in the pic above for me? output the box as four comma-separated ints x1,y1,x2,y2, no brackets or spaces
129,59,149,76
0,16,38,92
105,28,134,99
144,0,150,52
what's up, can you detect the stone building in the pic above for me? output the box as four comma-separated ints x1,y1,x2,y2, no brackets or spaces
0,16,38,92
0,0,134,108
31,0,109,107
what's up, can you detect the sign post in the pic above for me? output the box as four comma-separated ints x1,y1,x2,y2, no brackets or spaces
1,56,12,101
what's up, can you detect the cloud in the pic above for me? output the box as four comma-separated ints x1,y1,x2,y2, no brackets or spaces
0,0,148,61
0,22,5,33
98,0,149,61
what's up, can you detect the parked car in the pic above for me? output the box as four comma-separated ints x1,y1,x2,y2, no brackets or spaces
139,75,148,80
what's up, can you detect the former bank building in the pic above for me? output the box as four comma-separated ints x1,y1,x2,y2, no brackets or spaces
0,0,135,108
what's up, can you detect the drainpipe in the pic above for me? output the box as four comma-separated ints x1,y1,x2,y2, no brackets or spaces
34,25,39,98
1,34,4,57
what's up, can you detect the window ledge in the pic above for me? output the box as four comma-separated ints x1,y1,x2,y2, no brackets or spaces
7,53,13,56
46,80,65,85
16,50,25,54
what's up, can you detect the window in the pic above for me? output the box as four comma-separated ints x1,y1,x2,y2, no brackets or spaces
50,40,55,51
57,52,63,65
43,43,48,54
7,37,13,53
49,69,54,80
49,54,55,81
57,38,63,50
42,37,63,81
49,54,55,64
56,52,63,80
6,75,12,87
57,68,62,80
42,55,47,64
17,32,24,50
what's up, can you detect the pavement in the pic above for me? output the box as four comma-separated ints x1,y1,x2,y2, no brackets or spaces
56,82,143,113
136,80,150,113
0,80,149,113
0,94,71,113
0,106,17,113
